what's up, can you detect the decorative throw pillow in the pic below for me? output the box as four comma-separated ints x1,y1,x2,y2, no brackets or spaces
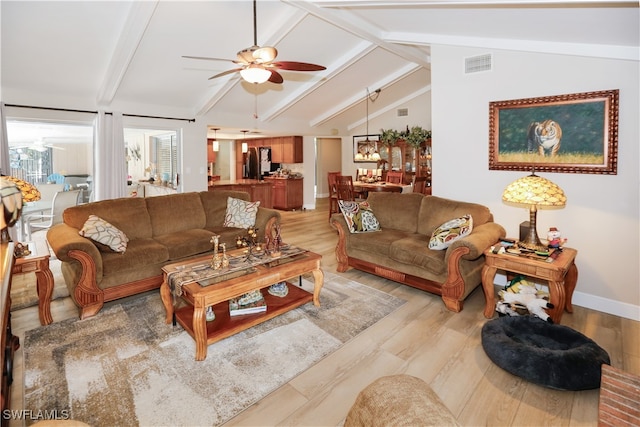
338,200,381,233
428,214,473,250
79,215,129,253
223,197,260,229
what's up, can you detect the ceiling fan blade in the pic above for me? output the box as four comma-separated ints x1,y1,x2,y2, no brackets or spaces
253,46,277,63
268,70,284,84
208,68,243,80
183,55,238,63
272,61,326,71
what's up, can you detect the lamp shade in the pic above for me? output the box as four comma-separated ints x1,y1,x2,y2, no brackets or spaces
240,65,271,84
502,173,566,251
1,177,24,228
502,173,566,207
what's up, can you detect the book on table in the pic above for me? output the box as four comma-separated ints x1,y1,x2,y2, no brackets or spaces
229,290,267,316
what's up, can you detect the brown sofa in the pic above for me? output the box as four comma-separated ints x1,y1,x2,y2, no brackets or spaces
47,190,280,319
330,192,505,312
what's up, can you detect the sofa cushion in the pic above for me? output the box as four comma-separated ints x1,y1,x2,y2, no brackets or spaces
199,190,250,229
367,192,425,233
146,192,206,237
390,236,447,275
338,200,381,233
224,197,260,229
63,197,152,240
100,238,169,276
417,196,492,237
428,214,473,250
349,229,413,258
154,229,217,260
79,215,129,253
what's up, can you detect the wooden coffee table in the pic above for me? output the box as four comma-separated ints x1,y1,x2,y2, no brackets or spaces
160,248,323,360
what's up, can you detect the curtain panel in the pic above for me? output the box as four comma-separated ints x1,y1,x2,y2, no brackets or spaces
93,111,126,201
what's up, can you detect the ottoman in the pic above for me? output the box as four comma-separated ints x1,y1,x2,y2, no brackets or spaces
344,375,459,427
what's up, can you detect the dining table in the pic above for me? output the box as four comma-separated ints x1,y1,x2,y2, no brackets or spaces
353,181,413,199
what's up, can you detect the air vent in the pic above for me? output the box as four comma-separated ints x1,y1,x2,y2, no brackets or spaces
465,54,492,74
397,108,408,117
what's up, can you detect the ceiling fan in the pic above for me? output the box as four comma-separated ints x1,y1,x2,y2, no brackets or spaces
14,139,65,152
183,0,326,84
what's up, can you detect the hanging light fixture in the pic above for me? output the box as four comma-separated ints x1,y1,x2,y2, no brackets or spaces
364,88,381,161
211,127,220,152
241,130,249,153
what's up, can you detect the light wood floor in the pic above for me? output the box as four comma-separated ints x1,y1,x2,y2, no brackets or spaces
9,198,640,426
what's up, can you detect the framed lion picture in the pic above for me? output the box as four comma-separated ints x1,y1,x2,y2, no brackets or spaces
489,89,619,174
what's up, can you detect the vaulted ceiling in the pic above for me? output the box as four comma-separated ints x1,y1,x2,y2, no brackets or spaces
2,1,638,139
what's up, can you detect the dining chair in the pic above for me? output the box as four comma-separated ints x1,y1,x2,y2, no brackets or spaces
24,189,82,240
412,175,428,195
386,171,404,184
335,175,356,202
327,171,341,219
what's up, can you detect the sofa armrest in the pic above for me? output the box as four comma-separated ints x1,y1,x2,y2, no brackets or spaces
47,223,103,271
255,207,281,240
445,222,506,262
329,213,350,272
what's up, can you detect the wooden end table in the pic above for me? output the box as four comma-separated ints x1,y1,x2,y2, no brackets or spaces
481,246,578,324
160,248,323,361
12,240,54,325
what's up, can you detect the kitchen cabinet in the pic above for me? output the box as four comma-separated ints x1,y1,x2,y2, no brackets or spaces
264,177,303,210
237,136,303,164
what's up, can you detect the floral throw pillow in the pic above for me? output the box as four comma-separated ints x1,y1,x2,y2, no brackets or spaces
223,197,260,229
428,214,473,250
338,200,381,233
79,215,129,253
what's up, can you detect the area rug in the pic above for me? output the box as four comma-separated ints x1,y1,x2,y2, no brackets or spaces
23,272,405,426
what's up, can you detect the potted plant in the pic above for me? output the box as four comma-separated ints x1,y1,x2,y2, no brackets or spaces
380,128,401,146
406,126,431,148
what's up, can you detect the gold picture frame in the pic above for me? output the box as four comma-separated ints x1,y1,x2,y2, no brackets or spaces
489,89,619,174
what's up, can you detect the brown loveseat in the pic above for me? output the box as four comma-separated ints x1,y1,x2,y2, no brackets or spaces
47,190,280,319
330,192,505,312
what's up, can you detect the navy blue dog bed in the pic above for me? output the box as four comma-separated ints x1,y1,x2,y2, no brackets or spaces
481,316,610,390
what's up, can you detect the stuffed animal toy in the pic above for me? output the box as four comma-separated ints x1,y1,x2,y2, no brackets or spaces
498,278,555,323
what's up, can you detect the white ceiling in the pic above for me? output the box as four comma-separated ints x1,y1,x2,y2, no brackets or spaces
2,0,638,140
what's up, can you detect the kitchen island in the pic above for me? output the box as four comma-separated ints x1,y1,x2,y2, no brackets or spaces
208,179,274,209
263,176,303,210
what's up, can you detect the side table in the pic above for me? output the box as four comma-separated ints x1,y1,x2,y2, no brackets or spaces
481,246,578,324
11,240,54,325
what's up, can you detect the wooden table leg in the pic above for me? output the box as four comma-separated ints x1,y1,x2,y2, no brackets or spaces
35,259,54,325
311,268,324,306
482,264,498,319
548,279,566,324
193,304,207,361
159,279,174,325
564,262,578,313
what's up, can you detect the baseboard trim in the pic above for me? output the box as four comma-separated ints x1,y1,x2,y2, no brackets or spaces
571,291,640,321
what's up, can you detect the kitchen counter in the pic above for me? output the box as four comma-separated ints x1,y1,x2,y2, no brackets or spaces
208,179,273,208
209,179,274,186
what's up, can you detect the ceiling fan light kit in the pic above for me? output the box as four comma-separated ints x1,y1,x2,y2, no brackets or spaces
240,65,272,84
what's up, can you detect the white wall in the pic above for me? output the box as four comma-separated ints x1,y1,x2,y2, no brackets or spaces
431,45,639,320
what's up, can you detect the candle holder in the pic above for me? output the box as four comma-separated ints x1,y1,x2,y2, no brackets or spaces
236,226,264,262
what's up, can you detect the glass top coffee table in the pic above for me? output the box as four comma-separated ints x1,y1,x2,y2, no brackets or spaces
159,246,323,360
